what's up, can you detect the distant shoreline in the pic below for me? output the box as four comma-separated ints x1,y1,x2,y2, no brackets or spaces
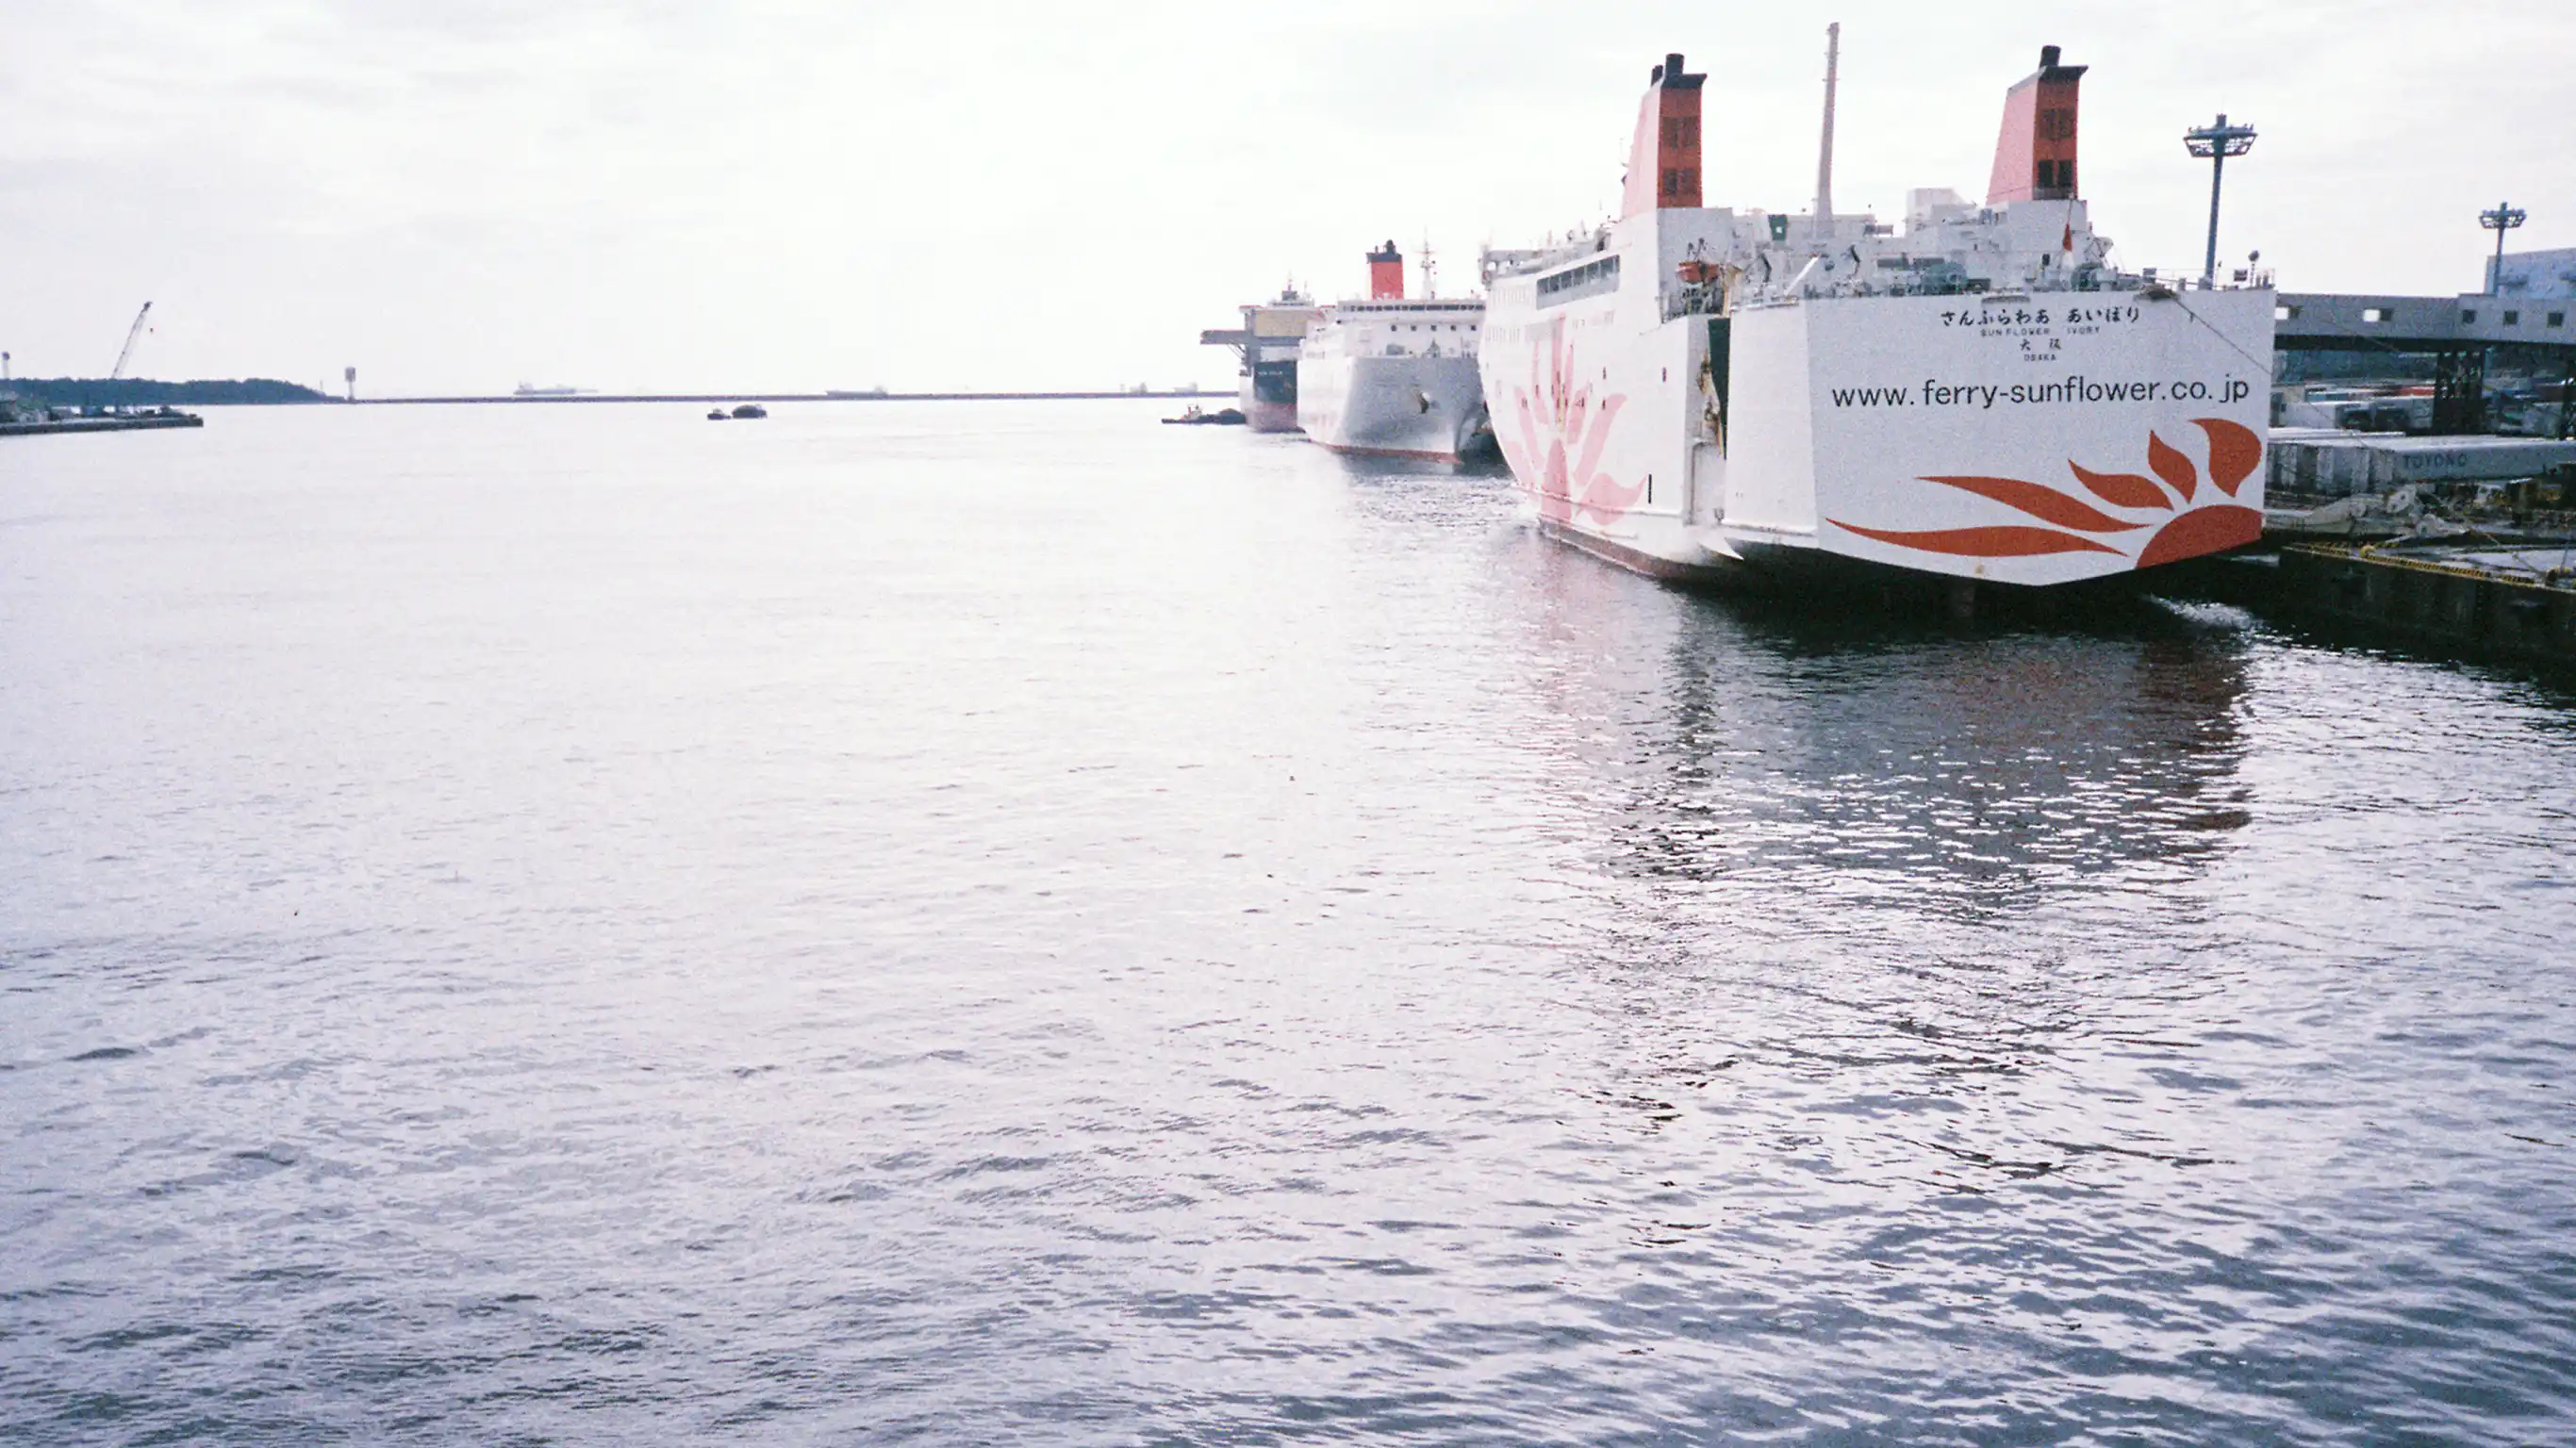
356,390,1224,405
4,381,1225,408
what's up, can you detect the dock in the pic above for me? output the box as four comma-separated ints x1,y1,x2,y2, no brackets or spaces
0,412,205,437
2268,540,2576,666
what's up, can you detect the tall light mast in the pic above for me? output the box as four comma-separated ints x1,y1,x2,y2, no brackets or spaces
2183,115,2256,288
2479,202,2527,295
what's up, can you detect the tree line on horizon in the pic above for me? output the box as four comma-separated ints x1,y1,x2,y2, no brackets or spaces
2,378,331,407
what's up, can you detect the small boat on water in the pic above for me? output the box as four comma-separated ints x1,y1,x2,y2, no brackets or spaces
706,408,728,420
731,403,768,420
1162,404,1247,426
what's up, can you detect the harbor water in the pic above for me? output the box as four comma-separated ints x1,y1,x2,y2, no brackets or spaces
4,403,2573,1444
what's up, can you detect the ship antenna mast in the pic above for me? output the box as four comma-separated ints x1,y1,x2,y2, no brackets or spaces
1421,232,1437,299
1814,22,1841,235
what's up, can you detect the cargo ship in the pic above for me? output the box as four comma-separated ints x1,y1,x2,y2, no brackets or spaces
1296,241,1493,462
1477,39,2275,594
1201,287,1324,433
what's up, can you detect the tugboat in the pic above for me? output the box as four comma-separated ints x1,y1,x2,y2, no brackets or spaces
730,403,768,420
1162,403,1247,426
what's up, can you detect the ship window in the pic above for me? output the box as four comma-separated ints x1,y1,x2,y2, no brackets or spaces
2463,309,2478,323
2363,307,2392,323
2551,312,2567,328
1536,255,1620,309
2503,310,2520,326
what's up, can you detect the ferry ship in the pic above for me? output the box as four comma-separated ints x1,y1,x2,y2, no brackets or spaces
1478,41,2275,594
1296,241,1492,462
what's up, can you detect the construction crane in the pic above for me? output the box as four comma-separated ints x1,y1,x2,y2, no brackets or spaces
109,301,154,382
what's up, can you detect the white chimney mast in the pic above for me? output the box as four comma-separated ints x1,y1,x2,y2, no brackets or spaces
1815,22,1841,234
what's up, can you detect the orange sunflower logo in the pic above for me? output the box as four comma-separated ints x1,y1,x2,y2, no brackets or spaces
1831,419,2264,570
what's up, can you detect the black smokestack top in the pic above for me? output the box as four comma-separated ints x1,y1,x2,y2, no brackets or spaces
2040,44,2061,69
1666,52,1686,85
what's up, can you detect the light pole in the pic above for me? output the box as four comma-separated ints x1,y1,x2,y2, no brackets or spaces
2479,202,2526,295
2184,113,2257,289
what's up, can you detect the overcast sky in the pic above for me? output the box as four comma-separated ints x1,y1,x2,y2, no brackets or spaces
3,0,2568,396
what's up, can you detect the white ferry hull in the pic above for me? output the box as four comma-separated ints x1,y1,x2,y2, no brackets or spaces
1482,272,2272,591
1296,353,1489,461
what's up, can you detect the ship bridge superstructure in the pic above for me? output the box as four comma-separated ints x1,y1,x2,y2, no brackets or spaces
1306,298,1485,361
1481,42,2231,329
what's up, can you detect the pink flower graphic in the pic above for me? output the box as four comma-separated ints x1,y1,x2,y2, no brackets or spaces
1500,318,1641,527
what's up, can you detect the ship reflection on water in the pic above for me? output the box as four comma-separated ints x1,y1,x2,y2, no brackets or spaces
1223,437,2574,1440
1499,523,2253,897
1481,525,2279,1213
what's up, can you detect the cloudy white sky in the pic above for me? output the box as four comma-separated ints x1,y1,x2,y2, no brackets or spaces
3,0,2568,396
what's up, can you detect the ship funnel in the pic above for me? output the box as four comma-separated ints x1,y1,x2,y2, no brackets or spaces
1367,239,1404,300
1986,43,2086,206
1622,51,1706,218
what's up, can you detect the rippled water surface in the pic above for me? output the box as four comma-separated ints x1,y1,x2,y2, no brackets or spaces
5,402,2574,1445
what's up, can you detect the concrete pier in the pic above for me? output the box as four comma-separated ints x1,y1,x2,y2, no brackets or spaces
0,412,204,437
2271,542,2576,666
